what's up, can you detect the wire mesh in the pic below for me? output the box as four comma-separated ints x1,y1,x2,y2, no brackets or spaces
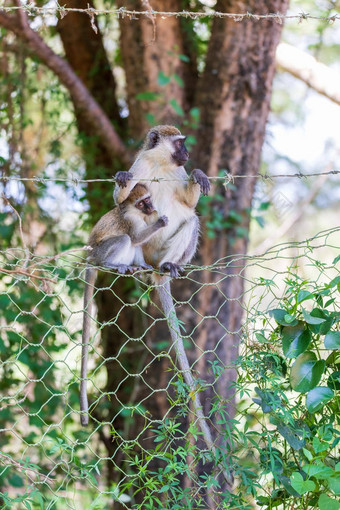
0,226,339,508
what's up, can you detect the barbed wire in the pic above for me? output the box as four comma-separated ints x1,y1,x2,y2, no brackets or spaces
0,4,339,23
0,169,339,186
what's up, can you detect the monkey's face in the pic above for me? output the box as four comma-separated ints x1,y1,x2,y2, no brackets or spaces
171,136,189,166
136,196,155,216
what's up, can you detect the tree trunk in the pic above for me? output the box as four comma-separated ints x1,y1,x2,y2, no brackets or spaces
118,0,191,136
190,0,289,497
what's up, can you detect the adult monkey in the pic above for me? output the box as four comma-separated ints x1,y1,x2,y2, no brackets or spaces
113,125,210,277
113,126,220,457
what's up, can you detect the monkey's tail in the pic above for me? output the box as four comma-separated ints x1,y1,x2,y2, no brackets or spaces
80,266,97,426
156,277,215,452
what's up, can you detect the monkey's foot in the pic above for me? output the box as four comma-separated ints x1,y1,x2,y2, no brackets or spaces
191,168,210,196
115,171,133,188
105,264,131,274
160,262,184,278
138,264,153,271
129,265,153,273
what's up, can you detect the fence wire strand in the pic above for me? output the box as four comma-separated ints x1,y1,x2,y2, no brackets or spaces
0,169,339,186
0,4,339,23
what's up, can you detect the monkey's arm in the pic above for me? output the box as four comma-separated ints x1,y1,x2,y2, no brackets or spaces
175,168,210,208
131,216,168,245
113,158,146,205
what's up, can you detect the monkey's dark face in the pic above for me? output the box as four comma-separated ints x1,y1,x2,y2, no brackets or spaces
171,137,189,166
136,196,155,215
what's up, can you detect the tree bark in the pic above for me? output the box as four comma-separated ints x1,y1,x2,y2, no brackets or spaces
118,0,190,136
189,0,289,497
57,0,122,128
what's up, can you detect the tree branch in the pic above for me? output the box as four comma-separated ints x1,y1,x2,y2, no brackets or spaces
253,170,330,255
0,9,131,166
276,42,340,106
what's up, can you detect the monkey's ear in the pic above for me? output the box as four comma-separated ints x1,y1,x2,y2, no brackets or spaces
148,131,160,149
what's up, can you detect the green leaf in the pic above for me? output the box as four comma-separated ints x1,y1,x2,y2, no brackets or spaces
189,107,200,122
255,331,267,343
268,309,298,326
302,463,334,479
34,492,45,510
290,352,326,393
306,386,334,413
328,371,340,390
159,485,169,493
185,134,196,146
329,475,340,495
253,387,276,413
8,473,24,488
324,331,340,350
313,436,329,453
157,71,171,86
278,475,300,497
302,308,326,324
329,275,340,288
254,216,265,228
302,448,313,461
136,91,160,101
276,422,305,450
290,472,315,495
333,254,340,265
145,113,156,125
179,54,190,62
169,98,184,116
259,201,271,211
173,73,184,87
282,324,311,358
297,290,313,303
318,494,340,510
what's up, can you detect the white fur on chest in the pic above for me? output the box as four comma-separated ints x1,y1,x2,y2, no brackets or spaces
148,166,194,238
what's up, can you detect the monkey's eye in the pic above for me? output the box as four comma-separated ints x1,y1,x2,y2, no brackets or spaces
136,201,144,208
175,140,183,150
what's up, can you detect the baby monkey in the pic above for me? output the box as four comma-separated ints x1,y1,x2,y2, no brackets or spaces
80,184,168,426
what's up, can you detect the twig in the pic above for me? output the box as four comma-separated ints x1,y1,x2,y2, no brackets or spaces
0,452,52,483
1,195,27,251
0,394,27,411
0,267,56,283
28,246,89,268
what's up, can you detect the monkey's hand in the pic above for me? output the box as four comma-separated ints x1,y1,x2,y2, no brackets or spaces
115,171,133,188
191,168,210,196
160,262,184,278
156,215,169,228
